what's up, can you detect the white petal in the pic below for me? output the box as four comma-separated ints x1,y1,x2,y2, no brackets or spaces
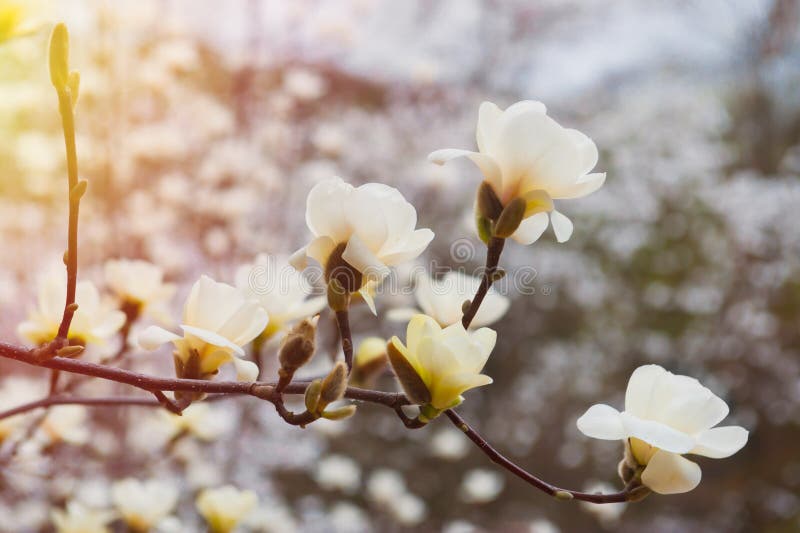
620,412,695,454
343,234,390,282
641,450,701,495
576,404,626,440
232,358,259,382
306,236,337,268
550,210,574,243
305,177,353,242
476,101,503,153
359,286,377,315
510,212,549,245
690,426,748,459
180,325,245,356
378,228,434,266
137,326,180,351
427,149,502,190
288,246,308,271
554,172,606,200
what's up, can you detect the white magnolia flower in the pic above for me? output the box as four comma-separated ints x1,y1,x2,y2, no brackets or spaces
290,177,434,313
577,364,749,495
430,100,605,244
18,269,126,346
138,276,268,382
388,272,509,328
0,377,46,442
313,454,361,494
387,314,496,415
459,469,505,503
104,259,176,323
51,502,114,533
111,478,179,532
235,254,325,339
195,485,258,533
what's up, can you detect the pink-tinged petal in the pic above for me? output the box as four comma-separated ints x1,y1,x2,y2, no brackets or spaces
550,210,574,243
138,326,180,350
690,426,748,459
510,212,549,245
641,450,701,495
428,149,502,190
620,412,695,454
577,404,626,440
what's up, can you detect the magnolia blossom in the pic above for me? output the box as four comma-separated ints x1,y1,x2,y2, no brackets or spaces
39,405,89,445
51,502,114,533
18,269,126,346
104,259,176,323
290,177,434,313
235,253,325,338
577,364,749,495
138,276,268,382
0,377,47,442
430,100,605,244
388,272,509,328
387,314,496,414
111,478,179,531
195,485,258,533
0,1,36,44
160,403,233,441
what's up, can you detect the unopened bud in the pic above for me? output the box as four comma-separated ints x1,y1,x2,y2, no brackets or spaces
325,242,362,293
304,379,323,413
554,490,574,501
461,299,471,314
56,345,84,358
278,316,318,372
476,181,503,220
321,404,357,421
49,23,70,90
493,197,526,238
63,250,69,265
319,361,348,409
66,302,79,313
626,485,651,502
490,268,506,282
352,337,388,386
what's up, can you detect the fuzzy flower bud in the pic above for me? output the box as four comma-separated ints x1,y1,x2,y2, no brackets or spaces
278,316,318,375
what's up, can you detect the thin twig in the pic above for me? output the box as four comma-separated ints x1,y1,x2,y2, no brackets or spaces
462,236,505,329
335,309,354,371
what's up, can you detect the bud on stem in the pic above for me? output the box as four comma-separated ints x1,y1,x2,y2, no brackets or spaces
476,181,503,220
318,361,348,411
278,317,318,376
49,23,70,90
493,197,526,238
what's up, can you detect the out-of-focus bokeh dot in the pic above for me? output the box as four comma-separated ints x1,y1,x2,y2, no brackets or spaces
1,0,799,531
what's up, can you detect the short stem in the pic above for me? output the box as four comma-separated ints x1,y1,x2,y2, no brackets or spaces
462,236,505,329
335,308,354,371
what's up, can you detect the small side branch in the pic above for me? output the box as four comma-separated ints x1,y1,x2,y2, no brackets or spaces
462,237,505,329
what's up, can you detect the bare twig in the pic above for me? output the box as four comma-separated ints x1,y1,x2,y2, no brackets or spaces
335,309,354,371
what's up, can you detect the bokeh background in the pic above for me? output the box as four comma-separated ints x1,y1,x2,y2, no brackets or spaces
1,0,799,531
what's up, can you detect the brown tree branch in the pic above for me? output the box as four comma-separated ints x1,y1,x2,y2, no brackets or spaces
461,236,505,329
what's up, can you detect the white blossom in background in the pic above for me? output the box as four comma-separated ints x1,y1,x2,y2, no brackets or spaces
104,259,176,323
111,478,179,532
243,503,298,533
430,100,605,244
313,455,362,494
235,254,325,339
0,377,47,442
195,486,258,533
388,271,509,328
366,469,406,505
17,268,126,346
290,177,434,313
388,492,427,527
459,469,505,503
38,406,89,446
51,502,114,533
160,403,234,441
429,427,470,461
282,67,327,101
329,502,369,533
579,481,626,525
137,275,268,382
577,364,749,494
387,314,496,412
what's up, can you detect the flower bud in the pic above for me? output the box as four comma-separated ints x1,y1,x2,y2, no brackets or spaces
351,337,387,386
304,379,323,413
321,404,357,421
278,316,318,373
325,242,362,294
319,361,348,410
476,181,503,220
493,197,526,238
56,345,84,358
49,23,70,90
